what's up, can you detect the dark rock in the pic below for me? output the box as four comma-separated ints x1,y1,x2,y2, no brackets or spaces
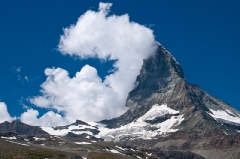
75,119,90,126
145,113,180,124
156,150,205,159
0,120,48,135
66,132,102,141
71,128,99,135
54,119,90,130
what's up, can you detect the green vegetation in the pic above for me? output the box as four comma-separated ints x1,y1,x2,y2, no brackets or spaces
0,139,70,159
88,152,116,159
0,149,67,159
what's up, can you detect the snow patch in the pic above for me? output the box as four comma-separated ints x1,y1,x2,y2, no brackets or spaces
33,137,46,141
41,104,184,141
146,152,152,156
110,149,121,153
74,142,91,145
138,104,178,121
100,104,184,141
41,124,95,136
209,109,240,126
115,145,127,151
1,136,16,140
7,140,29,146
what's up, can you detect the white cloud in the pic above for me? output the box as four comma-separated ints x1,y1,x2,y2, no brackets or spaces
20,109,68,127
30,65,126,123
0,102,15,123
29,2,157,126
11,66,22,73
24,76,29,82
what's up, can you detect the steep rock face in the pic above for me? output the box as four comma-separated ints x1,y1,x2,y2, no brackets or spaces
101,43,240,135
0,120,47,135
101,45,184,127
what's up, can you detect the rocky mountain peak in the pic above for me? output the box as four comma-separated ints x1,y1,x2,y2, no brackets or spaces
133,44,184,90
101,43,188,127
126,44,185,109
101,43,240,135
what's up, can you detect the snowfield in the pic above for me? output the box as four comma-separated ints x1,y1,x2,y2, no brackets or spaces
41,124,96,136
100,104,184,141
41,104,184,141
209,109,240,126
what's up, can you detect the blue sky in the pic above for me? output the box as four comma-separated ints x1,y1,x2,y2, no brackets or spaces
0,0,239,125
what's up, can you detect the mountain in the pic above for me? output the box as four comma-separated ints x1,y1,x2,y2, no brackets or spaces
38,43,240,158
101,43,240,134
96,43,240,158
0,120,48,135
1,43,240,158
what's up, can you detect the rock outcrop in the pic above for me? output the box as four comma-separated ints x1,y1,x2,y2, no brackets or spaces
0,120,47,135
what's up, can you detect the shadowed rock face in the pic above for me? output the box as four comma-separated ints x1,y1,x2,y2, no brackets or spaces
101,44,240,135
0,120,47,135
101,45,185,127
100,43,240,159
53,119,91,130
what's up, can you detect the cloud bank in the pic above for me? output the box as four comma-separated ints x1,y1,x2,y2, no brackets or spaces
0,102,15,123
20,109,67,127
25,2,157,126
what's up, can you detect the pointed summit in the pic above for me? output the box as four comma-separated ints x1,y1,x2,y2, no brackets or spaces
101,43,240,135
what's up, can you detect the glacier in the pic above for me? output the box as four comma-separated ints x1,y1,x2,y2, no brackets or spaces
41,104,184,141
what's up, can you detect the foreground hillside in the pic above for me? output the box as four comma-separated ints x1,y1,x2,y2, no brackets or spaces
0,132,206,159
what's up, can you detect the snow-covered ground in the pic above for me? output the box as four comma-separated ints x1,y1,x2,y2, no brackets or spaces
41,124,96,136
33,137,46,141
100,104,184,141
74,142,91,145
209,109,240,126
1,136,17,140
41,104,184,141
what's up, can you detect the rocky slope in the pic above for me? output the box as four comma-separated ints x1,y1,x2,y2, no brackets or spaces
0,132,205,159
0,120,47,135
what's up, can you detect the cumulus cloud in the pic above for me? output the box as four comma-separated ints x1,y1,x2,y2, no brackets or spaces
30,65,126,123
11,66,22,73
20,109,67,127
29,2,157,125
0,102,15,123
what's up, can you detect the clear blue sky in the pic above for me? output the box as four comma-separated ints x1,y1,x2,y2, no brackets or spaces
0,0,239,119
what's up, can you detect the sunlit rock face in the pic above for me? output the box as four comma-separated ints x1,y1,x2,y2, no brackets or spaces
101,43,240,136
